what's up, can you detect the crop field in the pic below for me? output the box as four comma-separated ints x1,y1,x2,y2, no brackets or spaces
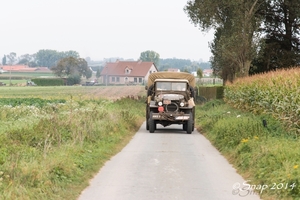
0,85,145,100
225,67,300,134
201,67,300,199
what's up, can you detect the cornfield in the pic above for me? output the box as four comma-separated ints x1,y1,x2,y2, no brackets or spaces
224,67,300,134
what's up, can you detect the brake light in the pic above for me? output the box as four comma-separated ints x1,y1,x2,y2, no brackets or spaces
158,106,164,112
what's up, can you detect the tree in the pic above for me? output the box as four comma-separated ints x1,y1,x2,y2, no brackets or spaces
6,52,17,86
158,58,192,71
2,55,6,65
197,68,203,79
184,0,265,82
51,57,91,79
85,68,93,79
18,54,35,66
210,27,238,83
139,50,160,67
6,52,17,65
96,68,101,79
35,49,80,68
61,50,80,58
251,0,300,73
36,49,61,68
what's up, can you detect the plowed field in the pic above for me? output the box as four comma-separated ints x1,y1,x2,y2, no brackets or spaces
0,85,146,100
84,86,145,100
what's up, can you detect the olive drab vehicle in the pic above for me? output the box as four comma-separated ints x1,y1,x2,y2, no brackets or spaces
145,72,196,134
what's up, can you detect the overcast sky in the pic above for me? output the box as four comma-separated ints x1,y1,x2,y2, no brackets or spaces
0,0,214,62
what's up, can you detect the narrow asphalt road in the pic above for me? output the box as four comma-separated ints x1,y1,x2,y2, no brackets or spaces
78,123,260,200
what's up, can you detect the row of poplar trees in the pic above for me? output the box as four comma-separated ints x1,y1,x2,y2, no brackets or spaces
184,0,300,83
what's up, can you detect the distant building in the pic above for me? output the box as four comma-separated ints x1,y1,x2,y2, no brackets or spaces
100,60,158,85
191,71,197,77
167,68,180,72
203,69,213,77
1,65,51,72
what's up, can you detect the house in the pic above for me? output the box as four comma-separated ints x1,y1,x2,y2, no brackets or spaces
191,71,197,77
203,69,213,77
100,60,158,85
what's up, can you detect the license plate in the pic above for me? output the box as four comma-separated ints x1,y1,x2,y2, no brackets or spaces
163,99,171,104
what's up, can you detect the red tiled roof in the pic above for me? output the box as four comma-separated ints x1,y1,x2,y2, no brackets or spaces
0,65,51,72
1,65,29,71
101,61,157,77
203,69,213,73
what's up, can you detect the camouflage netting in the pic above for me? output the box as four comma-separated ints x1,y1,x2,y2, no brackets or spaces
147,72,196,88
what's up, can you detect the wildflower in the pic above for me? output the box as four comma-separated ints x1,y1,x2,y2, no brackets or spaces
227,111,231,114
254,136,259,140
294,165,298,169
237,115,241,118
241,139,249,143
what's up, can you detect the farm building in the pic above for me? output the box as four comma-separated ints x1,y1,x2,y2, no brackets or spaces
100,60,158,85
167,68,180,72
1,65,51,72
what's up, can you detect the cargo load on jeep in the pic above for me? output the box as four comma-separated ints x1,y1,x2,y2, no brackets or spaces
146,72,196,134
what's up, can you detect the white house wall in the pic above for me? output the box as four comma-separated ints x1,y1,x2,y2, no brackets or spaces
107,76,145,85
144,64,158,81
101,63,157,85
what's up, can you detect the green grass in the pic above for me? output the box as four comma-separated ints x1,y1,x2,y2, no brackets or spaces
0,71,56,85
0,86,97,98
0,80,26,84
1,72,54,78
196,100,300,200
0,88,146,200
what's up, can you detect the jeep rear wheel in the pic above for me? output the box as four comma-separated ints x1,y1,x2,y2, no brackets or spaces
149,111,156,133
186,113,193,134
146,106,149,130
146,119,149,130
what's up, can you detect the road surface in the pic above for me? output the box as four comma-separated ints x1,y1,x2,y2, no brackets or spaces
78,123,260,200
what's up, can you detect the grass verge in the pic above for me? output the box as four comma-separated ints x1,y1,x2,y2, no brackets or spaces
0,97,145,200
196,100,300,200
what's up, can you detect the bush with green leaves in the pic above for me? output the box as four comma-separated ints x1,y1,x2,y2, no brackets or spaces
67,74,81,85
31,78,64,86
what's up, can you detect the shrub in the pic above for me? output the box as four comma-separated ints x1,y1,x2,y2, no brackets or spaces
67,74,81,85
31,78,64,86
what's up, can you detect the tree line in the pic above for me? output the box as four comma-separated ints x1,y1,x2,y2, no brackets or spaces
2,50,92,83
184,0,300,83
139,50,211,73
2,50,80,68
1,49,211,83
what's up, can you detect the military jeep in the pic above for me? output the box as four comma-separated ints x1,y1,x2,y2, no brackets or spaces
146,72,196,134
